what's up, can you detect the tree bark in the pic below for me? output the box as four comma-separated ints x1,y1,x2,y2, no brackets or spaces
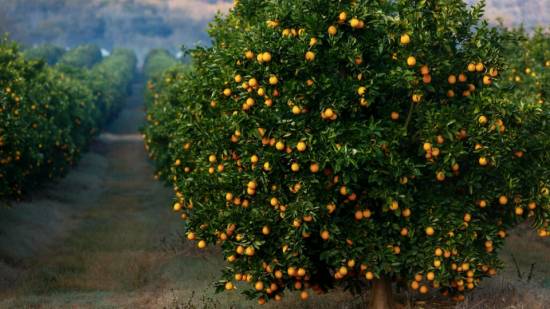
369,277,395,309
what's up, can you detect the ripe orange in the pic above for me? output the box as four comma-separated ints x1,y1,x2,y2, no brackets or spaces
391,111,400,120
365,271,374,280
255,281,264,291
419,285,429,294
475,62,484,72
478,157,488,166
320,230,330,240
448,74,457,84
422,74,432,84
338,11,347,22
309,37,318,46
323,108,335,118
305,51,315,62
262,52,272,63
412,93,422,103
310,163,320,173
478,115,488,125
425,226,435,236
498,195,508,205
400,33,411,45
407,56,417,67
296,141,307,152
420,65,430,75
349,18,360,28
245,246,255,256
197,240,206,249
269,75,278,85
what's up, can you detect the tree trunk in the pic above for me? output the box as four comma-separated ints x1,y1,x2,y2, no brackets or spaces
369,277,395,309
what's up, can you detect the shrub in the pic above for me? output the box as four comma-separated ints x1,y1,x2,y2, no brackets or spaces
58,43,102,68
24,43,66,65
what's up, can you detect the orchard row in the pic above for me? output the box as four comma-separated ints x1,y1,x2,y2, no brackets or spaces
0,39,137,200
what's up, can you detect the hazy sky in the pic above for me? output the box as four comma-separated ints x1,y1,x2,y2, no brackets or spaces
156,0,233,21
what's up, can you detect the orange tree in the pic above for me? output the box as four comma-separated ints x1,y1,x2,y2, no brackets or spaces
143,0,550,307
499,27,549,105
1,38,136,201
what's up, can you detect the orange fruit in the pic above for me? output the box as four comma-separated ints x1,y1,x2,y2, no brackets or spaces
425,226,435,236
400,33,411,45
448,74,457,84
498,195,508,205
305,51,315,62
407,56,417,67
197,240,206,249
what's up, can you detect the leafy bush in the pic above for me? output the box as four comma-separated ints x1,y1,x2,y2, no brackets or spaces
143,1,549,306
58,43,102,68
24,43,66,65
143,49,179,82
88,49,137,123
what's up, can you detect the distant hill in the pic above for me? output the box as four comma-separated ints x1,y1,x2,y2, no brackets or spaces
0,0,547,63
0,0,232,62
482,0,550,28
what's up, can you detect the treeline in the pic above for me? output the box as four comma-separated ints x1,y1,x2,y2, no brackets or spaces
0,39,136,201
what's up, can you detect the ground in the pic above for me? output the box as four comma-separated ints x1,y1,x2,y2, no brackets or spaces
0,82,549,309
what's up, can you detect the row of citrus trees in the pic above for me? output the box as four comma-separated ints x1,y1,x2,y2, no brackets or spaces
0,38,136,201
141,1,549,306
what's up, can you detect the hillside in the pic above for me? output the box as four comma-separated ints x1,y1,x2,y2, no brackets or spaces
483,0,550,28
0,0,547,63
0,0,232,62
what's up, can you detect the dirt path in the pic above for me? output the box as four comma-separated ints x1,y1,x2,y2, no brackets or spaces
0,82,237,308
0,82,549,309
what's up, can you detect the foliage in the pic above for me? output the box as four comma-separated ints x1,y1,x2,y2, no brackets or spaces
24,44,66,65
143,49,180,82
0,38,136,201
143,0,550,304
87,49,137,123
58,44,102,68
